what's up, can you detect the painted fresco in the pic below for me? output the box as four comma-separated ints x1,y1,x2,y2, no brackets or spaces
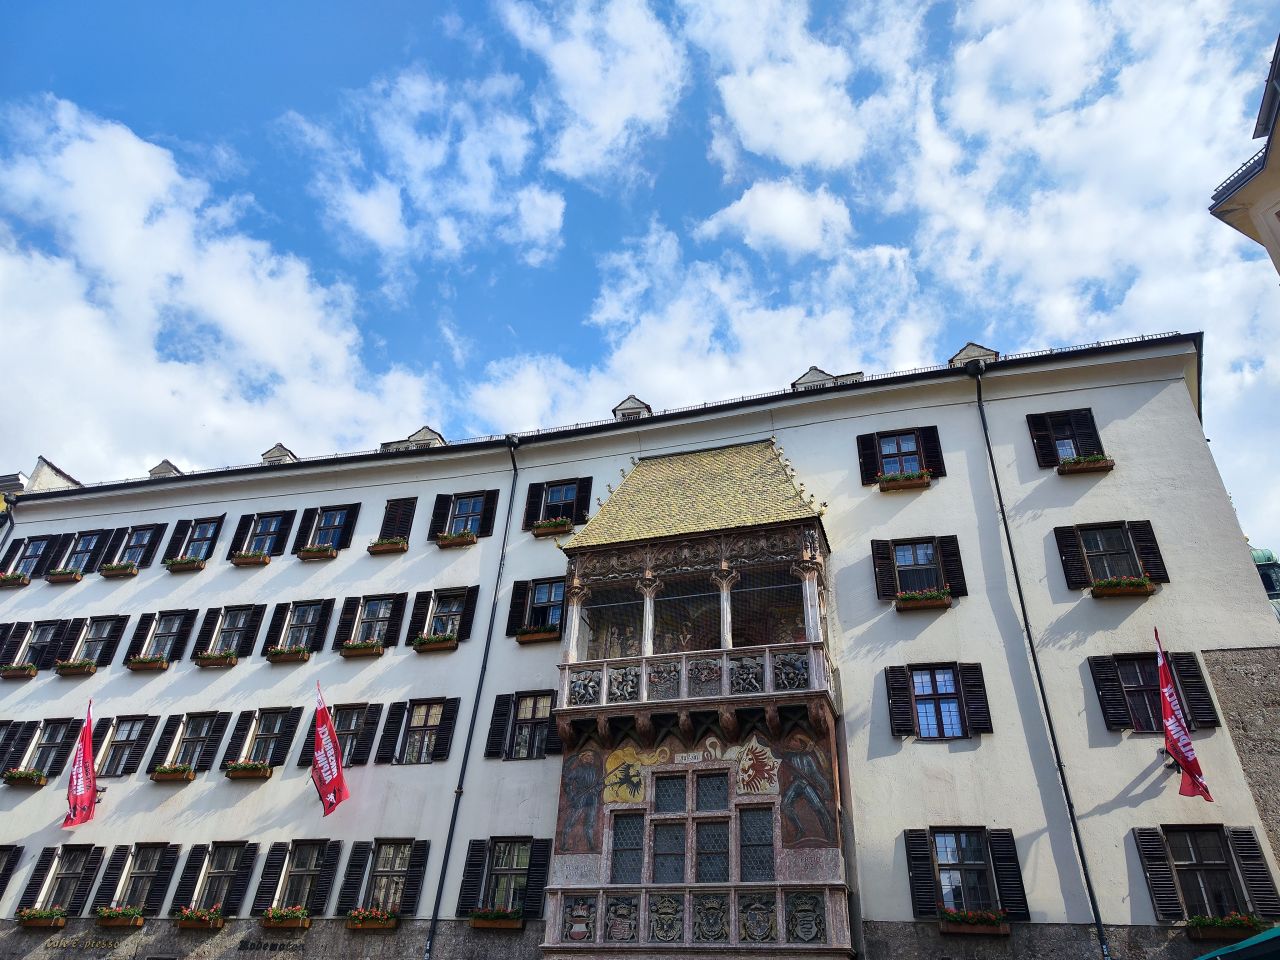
557,747,605,853
778,730,838,847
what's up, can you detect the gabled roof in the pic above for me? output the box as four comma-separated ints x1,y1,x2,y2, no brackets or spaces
564,440,818,551
948,342,1000,367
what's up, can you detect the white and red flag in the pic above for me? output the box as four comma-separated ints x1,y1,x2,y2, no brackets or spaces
61,701,98,828
311,683,350,816
1156,629,1213,802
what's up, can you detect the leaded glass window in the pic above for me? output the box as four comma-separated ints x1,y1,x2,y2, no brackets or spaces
739,808,775,882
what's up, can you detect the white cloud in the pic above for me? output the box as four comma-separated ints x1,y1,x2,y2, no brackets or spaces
502,184,566,264
697,179,852,258
501,0,686,178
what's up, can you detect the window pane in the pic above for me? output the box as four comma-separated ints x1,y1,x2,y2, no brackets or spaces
739,809,775,882
654,776,686,813
696,773,728,812
652,823,686,883
611,814,643,884
695,822,729,883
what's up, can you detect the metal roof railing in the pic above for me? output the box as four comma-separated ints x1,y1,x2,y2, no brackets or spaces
1212,145,1269,204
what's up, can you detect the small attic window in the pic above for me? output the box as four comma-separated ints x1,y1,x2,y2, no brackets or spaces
612,395,653,422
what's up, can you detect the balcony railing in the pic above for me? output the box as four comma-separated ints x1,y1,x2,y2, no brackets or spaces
559,642,829,710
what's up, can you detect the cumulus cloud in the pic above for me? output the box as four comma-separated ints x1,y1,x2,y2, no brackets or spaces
697,179,852,258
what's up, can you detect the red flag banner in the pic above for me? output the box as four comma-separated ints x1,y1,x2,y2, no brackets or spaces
1156,629,1213,802
311,684,350,817
61,701,98,828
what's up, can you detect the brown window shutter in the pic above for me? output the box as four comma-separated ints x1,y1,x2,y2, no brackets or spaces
1025,413,1058,467
120,716,159,774
291,509,318,553
332,597,361,649
336,503,361,549
522,483,545,530
406,591,433,642
936,535,967,596
226,514,254,559
236,605,267,659
427,495,451,541
91,845,130,912
918,426,946,477
398,840,431,916
162,521,191,562
167,609,199,662
269,708,303,766
1087,656,1132,730
903,829,938,918
957,663,993,734
1070,409,1105,456
374,702,408,764
348,704,384,766
870,541,897,599
383,593,408,647
219,711,256,769
856,433,880,485
479,489,500,537
459,586,481,640
884,667,914,737
1132,828,1184,920
193,608,221,656
137,523,168,568
432,698,461,762
379,497,418,541
1227,827,1280,917
296,710,318,768
1054,526,1091,589
252,842,290,915
545,703,564,756
171,845,209,911
143,845,179,915
68,846,106,916
334,841,372,915
524,839,552,918
308,841,342,916
455,839,488,915
1126,521,1169,582
573,477,593,524
260,603,291,654
484,695,514,758
146,715,183,773
506,581,531,635
1168,652,1220,728
16,847,57,912
311,599,336,652
195,713,231,771
986,829,1029,920
272,511,296,556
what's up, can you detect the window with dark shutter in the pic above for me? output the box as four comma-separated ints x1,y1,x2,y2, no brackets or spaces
432,699,461,762
219,711,256,769
903,830,937,918
269,707,304,766
143,845,180,915
196,713,232,772
1054,527,1092,589
406,592,433,642
252,843,289,915
884,667,914,737
957,663,994,734
226,514,255,559
0,845,25,904
479,489,500,537
574,477,594,524
374,702,408,764
261,604,291,653
987,829,1030,921
332,597,361,648
456,840,488,916
1027,408,1105,466
856,427,946,484
1133,828,1184,920
523,839,552,919
146,716,183,773
522,484,545,530
349,704,384,766
377,497,418,542
505,581,531,635
334,841,373,915
222,843,259,916
1227,827,1280,918
398,841,431,916
427,494,451,541
484,695,514,758
119,716,159,775
292,508,319,553
16,847,57,913
90,846,130,912
308,841,343,916
458,586,481,640
67,846,106,916
1169,653,1219,728
170,845,208,912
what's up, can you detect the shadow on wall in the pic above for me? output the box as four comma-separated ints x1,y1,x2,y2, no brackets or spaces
1074,753,1170,824
1036,533,1152,652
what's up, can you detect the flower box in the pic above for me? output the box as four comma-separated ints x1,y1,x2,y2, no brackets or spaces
262,917,311,929
435,532,477,549
151,767,196,783
939,920,1011,936
176,917,225,930
3,769,48,787
298,546,338,561
97,915,145,928
411,635,458,653
515,629,560,644
225,765,273,780
126,657,170,672
165,558,206,574
894,596,952,612
265,647,311,664
100,563,138,579
1057,457,1115,475
469,917,523,930
531,520,574,538
19,916,66,928
340,643,385,659
1186,926,1258,943
879,475,932,492
1,664,37,680
367,539,409,555
231,553,271,567
347,918,398,930
45,570,83,584
194,653,238,669
55,661,97,677
0,574,30,589
1091,581,1156,598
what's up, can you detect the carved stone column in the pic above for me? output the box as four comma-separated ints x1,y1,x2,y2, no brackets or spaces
636,572,664,657
791,559,825,646
710,567,740,648
563,582,591,663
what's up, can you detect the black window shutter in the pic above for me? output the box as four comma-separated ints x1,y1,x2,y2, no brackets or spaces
0,846,24,904
97,616,129,667
170,845,208,912
573,477,593,524
1168,652,1219,728
91,717,113,757
383,593,408,647
432,698,461,762
226,514,254,559
459,586,480,640
308,840,342,916
1087,657,1132,730
505,582,530,636
269,707,304,766
138,524,168,568
144,845,180,915
398,840,431,916
168,609,199,661
936,535,967,596
918,426,946,477
37,534,75,577
545,709,564,755
207,514,227,553
223,843,258,916
885,667,914,736
47,618,85,668
332,597,361,649
0,623,22,664
162,520,191,562
375,702,408,764
121,716,159,774
99,528,129,569
349,703,384,766
195,713,232,772
219,711,255,769
17,847,57,912
479,489,500,537
0,722,17,772
1054,526,1091,589
3,721,39,772
406,592,433,643
193,608,221,656
0,539,23,573
379,497,418,540
296,710,318,768
986,829,1029,921
1070,409,1104,456
522,483,545,530
957,663,994,734
68,846,106,916
855,433,880,485
1227,827,1280,917
455,840,488,915
146,715,183,772
904,829,938,918
311,599,336,652
336,503,361,549
523,838,552,919
48,717,85,776
427,494,452,541
335,841,372,915
84,530,113,573
870,540,898,599
1133,828,1184,920
1127,521,1169,583
237,605,267,659
272,510,297,556
1025,413,1058,467
484,695,514,758
261,603,291,654
91,845,130,911
252,842,289,915
291,508,318,554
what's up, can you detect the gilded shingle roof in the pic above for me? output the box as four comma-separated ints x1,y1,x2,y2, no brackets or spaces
564,440,817,551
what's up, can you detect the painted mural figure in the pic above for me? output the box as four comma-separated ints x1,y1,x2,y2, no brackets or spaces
558,748,604,853
779,731,837,845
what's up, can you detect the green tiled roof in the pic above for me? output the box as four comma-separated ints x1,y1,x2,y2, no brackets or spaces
564,440,817,551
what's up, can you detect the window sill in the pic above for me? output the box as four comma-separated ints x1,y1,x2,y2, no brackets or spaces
879,476,932,492
0,667,37,680
175,917,224,930
165,559,206,574
97,916,144,928
939,921,1010,936
100,565,138,579
45,571,83,585
1057,458,1114,475
18,917,64,928
894,597,952,612
262,917,310,929
151,770,196,783
346,919,398,931
339,644,385,659
225,766,273,781
126,659,170,672
516,629,561,644
265,648,311,664
367,541,409,555
194,654,238,669
412,637,458,653
231,554,271,567
436,533,478,549
55,662,97,677
469,917,523,930
297,547,338,561
2,774,47,788
0,575,30,589
532,521,574,538
1187,926,1263,943
1090,583,1156,598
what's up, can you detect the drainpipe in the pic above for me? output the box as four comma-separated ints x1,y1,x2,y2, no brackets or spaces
424,435,521,960
965,360,1113,960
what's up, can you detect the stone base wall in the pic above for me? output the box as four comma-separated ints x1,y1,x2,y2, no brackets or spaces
862,920,1233,960
0,917,546,960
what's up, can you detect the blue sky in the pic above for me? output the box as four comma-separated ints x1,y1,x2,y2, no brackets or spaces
2,1,1279,545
